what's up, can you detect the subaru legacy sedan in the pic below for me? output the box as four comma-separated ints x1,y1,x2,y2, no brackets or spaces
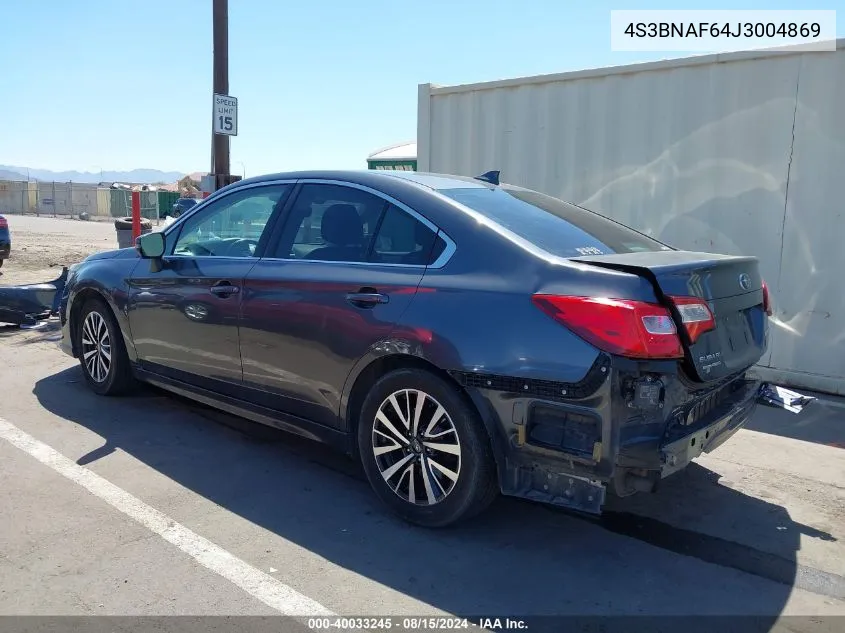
59,170,770,527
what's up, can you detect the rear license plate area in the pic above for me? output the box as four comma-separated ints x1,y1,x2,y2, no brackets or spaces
719,310,753,353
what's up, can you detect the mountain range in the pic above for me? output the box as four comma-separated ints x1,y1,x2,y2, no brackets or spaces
0,165,185,184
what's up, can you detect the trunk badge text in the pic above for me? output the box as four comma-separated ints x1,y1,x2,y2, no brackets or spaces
699,351,723,374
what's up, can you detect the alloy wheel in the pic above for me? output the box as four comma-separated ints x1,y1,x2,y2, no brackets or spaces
81,311,112,383
371,389,462,506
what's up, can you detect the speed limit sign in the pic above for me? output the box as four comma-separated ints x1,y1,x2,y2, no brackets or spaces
213,93,238,136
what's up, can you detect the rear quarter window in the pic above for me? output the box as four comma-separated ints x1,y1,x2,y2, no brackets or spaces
439,186,671,257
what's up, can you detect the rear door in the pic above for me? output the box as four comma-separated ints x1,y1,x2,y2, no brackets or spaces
238,181,447,429
127,182,293,389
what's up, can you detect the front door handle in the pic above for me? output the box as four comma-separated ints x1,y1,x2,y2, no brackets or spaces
210,282,240,297
346,292,389,308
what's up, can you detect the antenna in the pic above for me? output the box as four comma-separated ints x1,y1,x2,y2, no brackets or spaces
474,170,500,185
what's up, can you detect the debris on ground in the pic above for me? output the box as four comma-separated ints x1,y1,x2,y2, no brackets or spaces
0,267,68,326
758,383,816,414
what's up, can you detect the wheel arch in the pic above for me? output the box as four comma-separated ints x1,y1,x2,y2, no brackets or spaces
68,285,135,361
342,352,507,478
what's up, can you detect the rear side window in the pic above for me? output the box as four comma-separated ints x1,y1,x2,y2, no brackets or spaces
276,184,388,262
439,186,671,257
272,184,447,266
371,205,445,265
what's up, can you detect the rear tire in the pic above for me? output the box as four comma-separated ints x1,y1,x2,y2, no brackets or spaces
357,368,499,527
76,298,135,396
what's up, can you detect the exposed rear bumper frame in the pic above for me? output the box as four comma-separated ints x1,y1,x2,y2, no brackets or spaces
463,361,761,515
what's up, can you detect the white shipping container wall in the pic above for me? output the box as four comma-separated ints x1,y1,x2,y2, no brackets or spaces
418,41,845,395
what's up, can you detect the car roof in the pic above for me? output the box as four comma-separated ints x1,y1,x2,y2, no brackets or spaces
229,169,494,192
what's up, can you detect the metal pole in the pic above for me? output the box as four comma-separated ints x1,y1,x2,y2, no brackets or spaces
212,0,230,183
131,190,141,242
51,181,56,217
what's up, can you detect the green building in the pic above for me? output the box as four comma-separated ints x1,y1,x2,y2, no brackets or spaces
366,141,417,171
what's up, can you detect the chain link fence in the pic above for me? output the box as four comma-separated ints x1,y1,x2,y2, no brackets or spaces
0,179,180,222
0,180,37,215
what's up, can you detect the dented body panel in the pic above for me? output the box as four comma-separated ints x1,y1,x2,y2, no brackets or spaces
450,355,760,512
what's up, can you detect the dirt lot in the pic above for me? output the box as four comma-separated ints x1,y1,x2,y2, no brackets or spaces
0,214,127,286
0,215,844,624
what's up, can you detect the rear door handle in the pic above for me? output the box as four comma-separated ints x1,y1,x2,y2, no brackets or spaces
210,282,240,297
346,292,389,308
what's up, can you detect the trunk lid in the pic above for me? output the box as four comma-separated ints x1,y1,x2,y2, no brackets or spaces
571,250,768,382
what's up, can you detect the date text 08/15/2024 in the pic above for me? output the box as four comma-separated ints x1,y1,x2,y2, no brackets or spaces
307,617,528,631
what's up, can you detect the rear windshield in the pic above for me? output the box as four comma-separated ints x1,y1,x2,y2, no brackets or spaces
439,186,671,257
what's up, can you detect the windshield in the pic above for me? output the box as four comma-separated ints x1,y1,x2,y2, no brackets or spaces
439,185,671,258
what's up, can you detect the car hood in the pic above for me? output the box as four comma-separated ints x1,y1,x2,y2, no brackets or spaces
83,247,140,263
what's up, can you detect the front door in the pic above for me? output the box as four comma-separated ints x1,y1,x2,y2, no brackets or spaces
127,182,294,390
239,182,447,429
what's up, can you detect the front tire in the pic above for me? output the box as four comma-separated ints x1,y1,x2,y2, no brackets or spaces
76,298,135,396
357,368,498,527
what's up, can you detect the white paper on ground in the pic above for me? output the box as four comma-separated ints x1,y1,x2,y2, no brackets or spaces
758,383,816,413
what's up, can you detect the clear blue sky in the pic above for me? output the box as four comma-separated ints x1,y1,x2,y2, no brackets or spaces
2,0,841,176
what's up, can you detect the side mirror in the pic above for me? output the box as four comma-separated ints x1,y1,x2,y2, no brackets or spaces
136,231,165,258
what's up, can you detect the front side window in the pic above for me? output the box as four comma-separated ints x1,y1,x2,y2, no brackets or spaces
439,185,671,258
173,184,291,258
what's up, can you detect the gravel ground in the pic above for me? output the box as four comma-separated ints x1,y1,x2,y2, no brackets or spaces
0,214,135,286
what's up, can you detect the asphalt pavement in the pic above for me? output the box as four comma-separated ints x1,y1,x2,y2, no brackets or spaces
0,319,843,628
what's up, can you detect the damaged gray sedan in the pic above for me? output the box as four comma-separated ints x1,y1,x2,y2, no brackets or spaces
55,170,771,527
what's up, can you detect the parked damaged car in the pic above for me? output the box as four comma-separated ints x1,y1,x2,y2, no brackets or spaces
171,198,200,218
57,170,771,527
0,214,10,268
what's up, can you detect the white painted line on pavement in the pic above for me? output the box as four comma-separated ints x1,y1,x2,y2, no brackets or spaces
0,416,335,617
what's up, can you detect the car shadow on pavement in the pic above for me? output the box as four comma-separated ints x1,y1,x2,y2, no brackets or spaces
31,367,840,621
749,395,845,449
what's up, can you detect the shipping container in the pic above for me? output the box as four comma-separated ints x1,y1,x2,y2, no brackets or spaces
109,188,161,219
157,190,181,216
418,40,845,395
367,141,417,171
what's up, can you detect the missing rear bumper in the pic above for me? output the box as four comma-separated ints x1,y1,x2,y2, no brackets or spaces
660,379,759,478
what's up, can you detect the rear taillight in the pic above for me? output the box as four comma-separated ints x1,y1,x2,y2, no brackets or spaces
0,217,7,229
532,295,683,359
668,296,716,344
761,280,773,316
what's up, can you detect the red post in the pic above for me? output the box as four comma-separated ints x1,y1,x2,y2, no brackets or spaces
131,190,141,241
